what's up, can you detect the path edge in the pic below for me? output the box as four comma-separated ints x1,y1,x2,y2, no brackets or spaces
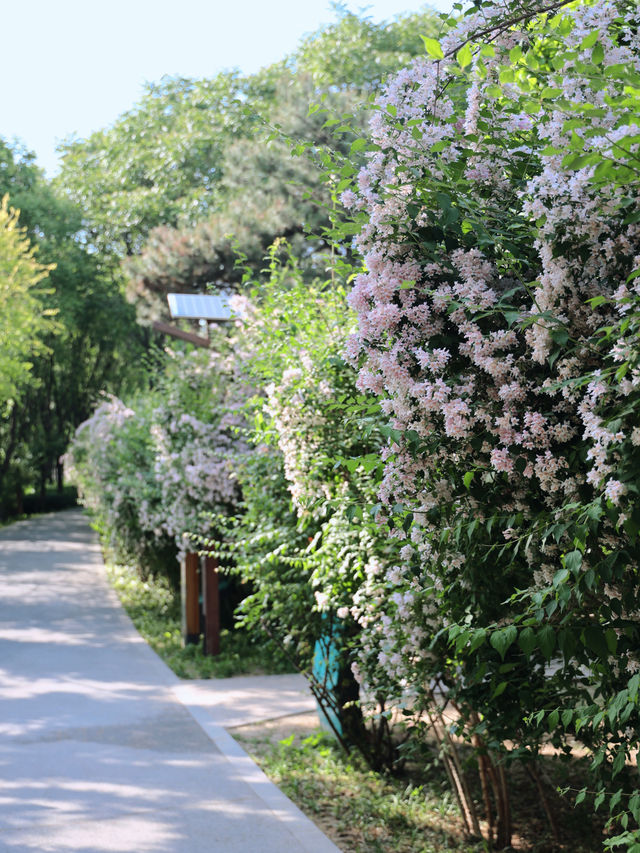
177,698,342,853
82,507,340,853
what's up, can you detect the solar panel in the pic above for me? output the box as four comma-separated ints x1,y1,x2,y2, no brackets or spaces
167,292,235,321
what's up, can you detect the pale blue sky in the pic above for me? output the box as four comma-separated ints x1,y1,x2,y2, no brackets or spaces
1,0,452,177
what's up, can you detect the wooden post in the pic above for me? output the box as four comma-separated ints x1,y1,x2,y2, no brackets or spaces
181,551,200,645
201,554,221,656
152,320,210,349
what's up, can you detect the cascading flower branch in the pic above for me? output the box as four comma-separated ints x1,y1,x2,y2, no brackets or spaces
346,0,640,515
68,344,250,573
340,0,640,844
149,345,250,551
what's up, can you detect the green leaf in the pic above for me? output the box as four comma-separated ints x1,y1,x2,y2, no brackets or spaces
421,36,444,60
583,626,610,659
561,709,574,727
457,44,472,68
518,626,537,657
558,629,577,659
564,549,582,574
580,29,600,50
492,681,508,698
564,153,596,171
490,625,517,660
350,138,369,154
612,749,626,777
469,628,486,652
537,625,556,660
587,294,608,307
525,52,540,70
463,470,474,489
553,568,570,588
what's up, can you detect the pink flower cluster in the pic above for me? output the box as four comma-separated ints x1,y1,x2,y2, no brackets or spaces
339,0,640,690
68,347,249,555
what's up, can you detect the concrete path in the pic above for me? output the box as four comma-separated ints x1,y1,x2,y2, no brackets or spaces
0,510,339,853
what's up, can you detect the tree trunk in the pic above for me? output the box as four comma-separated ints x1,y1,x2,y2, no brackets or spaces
39,468,47,509
15,481,24,516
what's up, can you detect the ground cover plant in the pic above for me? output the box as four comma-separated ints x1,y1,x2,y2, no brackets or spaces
233,715,605,853
105,560,292,679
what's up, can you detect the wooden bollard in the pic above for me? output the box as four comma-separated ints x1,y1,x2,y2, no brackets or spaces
201,554,221,656
181,551,200,646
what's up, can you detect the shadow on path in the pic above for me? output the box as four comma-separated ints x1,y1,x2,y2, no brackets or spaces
0,510,338,853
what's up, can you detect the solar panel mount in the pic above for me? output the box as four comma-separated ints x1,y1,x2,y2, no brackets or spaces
167,292,234,321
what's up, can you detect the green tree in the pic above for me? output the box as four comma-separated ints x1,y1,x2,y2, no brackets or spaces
56,73,268,256
0,139,144,515
292,5,440,90
55,8,441,321
124,71,362,317
0,194,56,507
0,195,54,409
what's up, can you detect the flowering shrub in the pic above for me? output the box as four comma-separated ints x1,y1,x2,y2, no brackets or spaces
340,0,640,845
65,4,640,840
147,344,248,549
68,344,248,579
67,394,174,575
208,247,405,764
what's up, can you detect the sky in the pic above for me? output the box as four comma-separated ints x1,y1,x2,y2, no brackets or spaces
2,0,452,177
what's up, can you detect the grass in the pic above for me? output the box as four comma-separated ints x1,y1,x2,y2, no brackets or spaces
105,561,294,679
233,716,607,853
234,720,486,853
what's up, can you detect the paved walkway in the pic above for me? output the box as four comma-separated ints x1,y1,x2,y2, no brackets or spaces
0,510,339,853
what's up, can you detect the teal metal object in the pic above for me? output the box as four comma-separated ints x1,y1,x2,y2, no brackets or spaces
312,625,343,737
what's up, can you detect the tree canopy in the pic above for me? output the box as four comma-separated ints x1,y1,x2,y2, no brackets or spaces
0,195,54,410
0,139,143,515
56,8,441,319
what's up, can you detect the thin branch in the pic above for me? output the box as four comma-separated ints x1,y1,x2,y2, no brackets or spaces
445,0,576,60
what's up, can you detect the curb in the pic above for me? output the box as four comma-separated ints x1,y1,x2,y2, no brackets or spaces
178,698,342,853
